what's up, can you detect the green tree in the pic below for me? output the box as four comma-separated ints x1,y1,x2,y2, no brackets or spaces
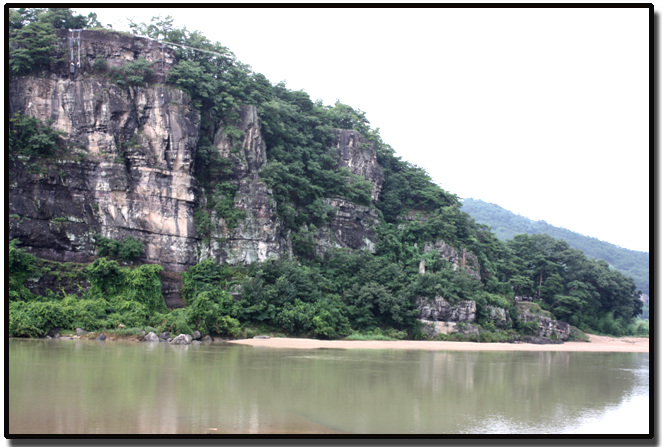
9,8,94,75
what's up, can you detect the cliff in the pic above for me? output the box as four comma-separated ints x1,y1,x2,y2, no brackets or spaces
9,30,199,272
8,30,387,302
9,17,607,342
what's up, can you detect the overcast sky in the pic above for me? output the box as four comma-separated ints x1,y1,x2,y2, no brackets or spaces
74,6,650,253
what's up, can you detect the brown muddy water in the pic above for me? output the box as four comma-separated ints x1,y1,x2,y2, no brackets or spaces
8,338,649,435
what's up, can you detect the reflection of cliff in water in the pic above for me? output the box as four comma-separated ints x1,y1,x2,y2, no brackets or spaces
8,341,648,434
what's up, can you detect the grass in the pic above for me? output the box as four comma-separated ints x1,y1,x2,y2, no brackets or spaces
344,328,407,341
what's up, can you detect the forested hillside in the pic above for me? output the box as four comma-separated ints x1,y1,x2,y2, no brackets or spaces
461,198,649,296
8,9,647,342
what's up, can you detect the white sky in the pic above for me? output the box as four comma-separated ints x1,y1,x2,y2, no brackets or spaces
74,6,651,253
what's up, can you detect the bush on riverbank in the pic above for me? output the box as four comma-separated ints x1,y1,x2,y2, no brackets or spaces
8,240,648,341
8,242,165,337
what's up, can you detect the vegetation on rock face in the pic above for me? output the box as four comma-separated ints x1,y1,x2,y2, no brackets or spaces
9,8,99,75
8,112,67,159
7,9,647,340
95,235,145,262
110,57,155,87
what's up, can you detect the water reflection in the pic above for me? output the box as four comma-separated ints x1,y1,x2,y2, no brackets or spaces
8,339,648,435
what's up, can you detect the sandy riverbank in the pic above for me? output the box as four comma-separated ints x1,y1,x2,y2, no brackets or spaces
227,334,649,353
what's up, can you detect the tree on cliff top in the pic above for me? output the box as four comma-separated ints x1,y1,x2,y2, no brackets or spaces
9,8,100,75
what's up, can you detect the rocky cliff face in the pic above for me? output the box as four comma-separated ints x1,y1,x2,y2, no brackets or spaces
197,104,284,265
8,30,386,293
334,129,383,201
312,130,384,254
517,303,571,340
422,240,481,280
9,30,199,272
416,296,569,341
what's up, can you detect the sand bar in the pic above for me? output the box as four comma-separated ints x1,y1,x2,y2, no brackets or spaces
227,334,648,353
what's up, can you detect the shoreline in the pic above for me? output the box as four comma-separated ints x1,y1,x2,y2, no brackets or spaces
227,334,649,353
13,333,648,353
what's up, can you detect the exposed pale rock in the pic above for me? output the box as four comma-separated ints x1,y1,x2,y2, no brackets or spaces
170,334,193,345
334,129,384,201
417,296,477,323
423,240,481,280
314,197,381,255
418,320,458,337
518,305,571,340
196,105,284,266
143,332,159,342
8,33,200,272
486,305,511,328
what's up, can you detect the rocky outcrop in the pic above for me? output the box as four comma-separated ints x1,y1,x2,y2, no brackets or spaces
311,130,384,254
417,296,476,323
9,30,200,272
417,297,571,341
314,197,381,254
7,30,390,307
422,240,481,280
197,105,284,265
419,320,460,337
486,305,511,328
334,129,384,201
53,29,176,81
518,303,571,340
418,296,477,323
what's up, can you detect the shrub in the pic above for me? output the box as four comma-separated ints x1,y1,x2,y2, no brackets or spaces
124,264,166,313
8,302,41,337
96,235,144,262
194,210,213,239
151,308,192,335
61,296,110,331
106,301,149,328
111,57,154,87
92,56,108,73
9,112,66,158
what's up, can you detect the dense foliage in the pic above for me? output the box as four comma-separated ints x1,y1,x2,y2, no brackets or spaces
461,198,649,296
9,8,99,75
95,235,145,262
8,112,67,159
503,233,643,335
8,242,165,337
7,10,647,341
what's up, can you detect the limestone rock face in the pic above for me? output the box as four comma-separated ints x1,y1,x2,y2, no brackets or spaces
486,305,511,328
311,130,385,254
334,129,384,201
9,77,200,271
314,197,381,254
52,29,176,81
518,305,571,340
9,30,200,272
417,296,477,323
418,320,459,337
196,105,284,265
423,240,481,280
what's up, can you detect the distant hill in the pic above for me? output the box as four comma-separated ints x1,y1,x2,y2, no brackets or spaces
461,198,649,296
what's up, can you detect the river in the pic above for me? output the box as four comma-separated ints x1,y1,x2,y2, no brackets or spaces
8,338,649,435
